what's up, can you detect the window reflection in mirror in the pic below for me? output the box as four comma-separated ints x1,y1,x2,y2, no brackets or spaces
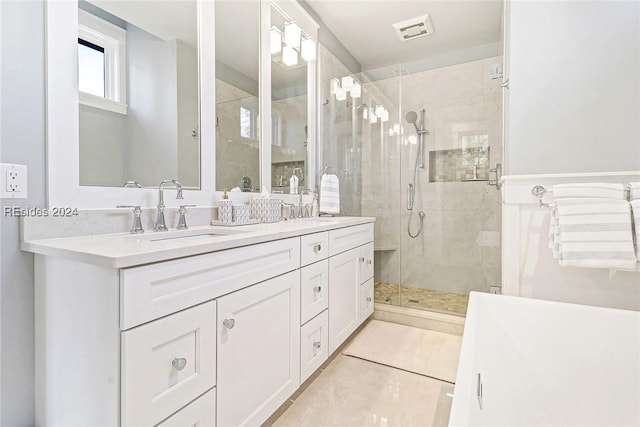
215,0,260,192
270,4,312,194
78,0,200,189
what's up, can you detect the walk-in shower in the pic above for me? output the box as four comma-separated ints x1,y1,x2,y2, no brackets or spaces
321,49,503,317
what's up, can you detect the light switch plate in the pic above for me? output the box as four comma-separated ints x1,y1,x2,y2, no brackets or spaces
1,163,28,199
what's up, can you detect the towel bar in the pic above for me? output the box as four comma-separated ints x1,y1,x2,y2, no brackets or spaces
531,184,631,208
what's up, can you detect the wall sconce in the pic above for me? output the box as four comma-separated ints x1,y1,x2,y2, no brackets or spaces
301,38,316,61
270,27,282,55
282,45,298,66
332,75,362,101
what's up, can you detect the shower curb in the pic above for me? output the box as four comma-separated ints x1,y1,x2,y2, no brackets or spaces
373,303,465,336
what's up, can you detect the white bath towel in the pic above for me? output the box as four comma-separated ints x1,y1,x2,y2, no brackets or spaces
631,200,640,261
629,182,640,200
553,198,636,270
319,173,340,215
552,183,627,200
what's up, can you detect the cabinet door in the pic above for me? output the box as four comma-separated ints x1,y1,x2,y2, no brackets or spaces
359,278,375,323
328,247,360,354
300,310,329,383
359,242,374,283
217,271,300,427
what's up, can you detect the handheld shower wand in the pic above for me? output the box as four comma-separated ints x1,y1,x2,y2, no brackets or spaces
405,109,429,239
405,110,428,169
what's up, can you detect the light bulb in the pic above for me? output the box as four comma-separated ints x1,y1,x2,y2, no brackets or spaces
284,22,301,49
341,76,353,91
335,87,346,101
301,38,316,61
350,82,361,98
331,78,340,94
282,45,298,66
270,27,282,55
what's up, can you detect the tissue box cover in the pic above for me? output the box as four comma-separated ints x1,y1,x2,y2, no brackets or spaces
250,198,281,223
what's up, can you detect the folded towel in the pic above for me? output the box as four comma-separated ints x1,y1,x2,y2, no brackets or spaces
629,182,640,200
552,198,636,270
319,173,340,215
552,183,627,200
631,200,640,261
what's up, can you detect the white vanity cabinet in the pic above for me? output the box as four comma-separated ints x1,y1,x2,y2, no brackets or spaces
30,219,374,427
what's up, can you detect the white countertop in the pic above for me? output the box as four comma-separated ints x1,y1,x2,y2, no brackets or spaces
21,217,375,268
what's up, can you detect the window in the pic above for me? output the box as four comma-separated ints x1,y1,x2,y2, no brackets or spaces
78,39,105,97
78,9,127,114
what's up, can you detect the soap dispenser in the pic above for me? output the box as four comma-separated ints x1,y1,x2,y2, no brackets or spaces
290,170,299,194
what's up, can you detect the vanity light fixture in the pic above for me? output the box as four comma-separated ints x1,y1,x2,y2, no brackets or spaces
362,106,368,119
300,38,316,61
332,75,362,100
370,111,378,123
381,109,389,122
282,45,298,66
335,86,347,101
284,21,301,49
270,27,283,55
331,78,340,94
375,105,385,117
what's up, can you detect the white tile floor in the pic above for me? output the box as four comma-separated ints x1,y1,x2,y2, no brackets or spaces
266,321,459,427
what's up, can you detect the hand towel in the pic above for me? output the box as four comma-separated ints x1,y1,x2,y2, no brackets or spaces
554,198,636,270
319,173,340,215
552,183,627,200
629,182,640,200
631,200,640,261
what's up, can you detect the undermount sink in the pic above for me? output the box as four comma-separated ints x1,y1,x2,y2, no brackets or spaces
130,228,247,243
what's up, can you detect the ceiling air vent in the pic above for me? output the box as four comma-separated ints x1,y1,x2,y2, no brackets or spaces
392,14,434,41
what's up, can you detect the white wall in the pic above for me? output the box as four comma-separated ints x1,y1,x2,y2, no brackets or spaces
506,0,640,175
0,1,45,425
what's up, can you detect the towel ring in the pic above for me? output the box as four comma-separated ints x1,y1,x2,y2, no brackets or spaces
322,165,337,175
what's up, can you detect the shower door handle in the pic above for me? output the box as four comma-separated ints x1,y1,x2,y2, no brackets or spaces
488,163,502,190
407,183,414,210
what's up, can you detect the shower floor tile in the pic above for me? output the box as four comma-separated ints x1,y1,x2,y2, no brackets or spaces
374,283,470,316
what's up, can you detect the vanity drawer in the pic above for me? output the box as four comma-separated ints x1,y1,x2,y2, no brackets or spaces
300,310,329,383
300,259,329,324
121,301,216,427
359,278,375,323
156,388,216,427
120,237,300,329
328,223,373,256
300,232,329,266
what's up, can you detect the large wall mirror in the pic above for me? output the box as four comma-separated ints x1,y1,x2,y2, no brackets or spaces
45,0,214,208
78,0,200,189
269,1,318,193
215,0,260,192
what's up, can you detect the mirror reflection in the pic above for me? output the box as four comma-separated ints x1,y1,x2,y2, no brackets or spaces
270,4,311,194
215,0,260,192
78,0,200,189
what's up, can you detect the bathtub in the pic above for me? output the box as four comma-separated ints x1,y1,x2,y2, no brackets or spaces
449,292,640,426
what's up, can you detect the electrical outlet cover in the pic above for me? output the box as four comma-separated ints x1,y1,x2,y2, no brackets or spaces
0,163,28,199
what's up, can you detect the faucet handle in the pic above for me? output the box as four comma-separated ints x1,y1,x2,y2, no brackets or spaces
116,205,144,234
176,204,196,230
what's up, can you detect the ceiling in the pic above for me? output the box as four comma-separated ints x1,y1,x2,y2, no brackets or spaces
304,0,503,70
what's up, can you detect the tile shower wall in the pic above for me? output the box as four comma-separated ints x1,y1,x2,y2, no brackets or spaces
216,79,260,191
362,57,503,295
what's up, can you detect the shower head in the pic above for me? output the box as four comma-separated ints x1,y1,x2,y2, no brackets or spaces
405,110,420,133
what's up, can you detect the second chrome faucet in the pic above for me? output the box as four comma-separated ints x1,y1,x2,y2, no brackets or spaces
155,179,183,231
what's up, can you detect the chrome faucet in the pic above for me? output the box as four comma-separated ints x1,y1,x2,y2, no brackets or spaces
154,180,183,231
300,188,316,218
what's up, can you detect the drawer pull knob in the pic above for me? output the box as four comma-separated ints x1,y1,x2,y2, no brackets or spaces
366,297,372,302
313,244,322,252
359,257,365,262
223,318,236,329
313,341,321,350
367,259,372,265
172,357,187,371
314,286,322,293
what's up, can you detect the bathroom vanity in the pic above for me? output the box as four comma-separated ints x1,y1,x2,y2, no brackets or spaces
22,217,374,426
